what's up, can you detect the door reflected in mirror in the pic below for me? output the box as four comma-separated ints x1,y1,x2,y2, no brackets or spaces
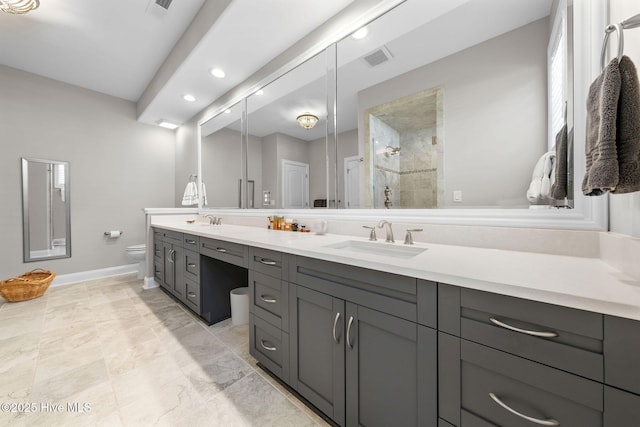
22,158,71,262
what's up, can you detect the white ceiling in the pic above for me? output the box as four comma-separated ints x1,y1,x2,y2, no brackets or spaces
0,0,354,127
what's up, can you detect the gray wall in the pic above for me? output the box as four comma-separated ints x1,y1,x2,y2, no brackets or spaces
201,127,242,208
175,120,198,207
608,2,640,238
0,65,176,278
357,18,549,208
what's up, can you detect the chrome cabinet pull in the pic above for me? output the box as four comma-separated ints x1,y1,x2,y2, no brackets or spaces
215,247,227,253
260,295,277,304
258,258,277,266
188,292,196,298
260,340,277,352
346,316,354,349
185,239,196,245
489,317,559,338
187,263,196,268
489,393,560,426
332,312,341,344
167,249,175,263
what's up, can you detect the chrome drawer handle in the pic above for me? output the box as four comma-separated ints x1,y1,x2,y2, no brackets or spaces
260,340,277,352
185,239,197,244
333,312,341,344
346,316,354,349
167,249,175,263
489,317,559,338
258,258,277,266
188,292,197,298
187,263,197,268
260,295,277,304
489,393,560,426
215,248,227,253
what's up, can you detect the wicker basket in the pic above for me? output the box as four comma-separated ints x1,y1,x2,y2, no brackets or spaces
0,268,55,302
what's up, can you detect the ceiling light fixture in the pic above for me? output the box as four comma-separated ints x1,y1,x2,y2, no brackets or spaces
351,26,369,40
224,109,232,114
157,120,179,130
182,94,196,102
296,113,319,130
0,0,39,14
210,68,226,78
256,89,264,96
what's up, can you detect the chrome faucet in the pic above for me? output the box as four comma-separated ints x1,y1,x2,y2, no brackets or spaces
377,220,394,243
205,214,217,225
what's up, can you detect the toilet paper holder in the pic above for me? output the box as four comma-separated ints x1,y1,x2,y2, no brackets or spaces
104,231,123,237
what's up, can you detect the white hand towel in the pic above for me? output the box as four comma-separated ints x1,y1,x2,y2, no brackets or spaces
181,181,198,206
527,151,555,203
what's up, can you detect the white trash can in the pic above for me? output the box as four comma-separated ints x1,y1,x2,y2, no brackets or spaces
230,287,250,325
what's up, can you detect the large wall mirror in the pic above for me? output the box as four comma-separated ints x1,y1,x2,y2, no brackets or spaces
198,0,606,230
246,50,330,209
336,0,572,209
21,158,71,262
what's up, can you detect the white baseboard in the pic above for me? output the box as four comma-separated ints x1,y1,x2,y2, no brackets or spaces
51,264,138,287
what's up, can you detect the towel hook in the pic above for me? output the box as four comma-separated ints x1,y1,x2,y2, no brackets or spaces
600,23,624,71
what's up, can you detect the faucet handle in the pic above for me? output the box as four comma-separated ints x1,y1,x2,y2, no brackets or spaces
404,229,423,245
362,226,377,241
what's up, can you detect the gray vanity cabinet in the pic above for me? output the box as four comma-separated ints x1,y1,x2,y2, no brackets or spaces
161,241,185,299
438,283,640,427
289,256,437,427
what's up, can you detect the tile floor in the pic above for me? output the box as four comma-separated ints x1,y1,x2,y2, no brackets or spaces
0,274,329,426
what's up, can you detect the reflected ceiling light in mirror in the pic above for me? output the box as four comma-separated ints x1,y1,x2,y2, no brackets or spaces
255,89,264,96
157,120,179,130
210,68,226,78
182,94,196,102
1,0,39,14
296,113,319,129
224,109,232,114
351,26,369,40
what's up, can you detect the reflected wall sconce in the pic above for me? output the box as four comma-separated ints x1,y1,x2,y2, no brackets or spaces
296,113,319,130
1,0,39,14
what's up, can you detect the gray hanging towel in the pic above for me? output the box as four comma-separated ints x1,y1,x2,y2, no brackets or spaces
612,55,640,194
583,58,621,196
551,124,568,199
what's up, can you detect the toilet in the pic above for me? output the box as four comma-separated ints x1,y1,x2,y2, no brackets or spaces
126,244,146,279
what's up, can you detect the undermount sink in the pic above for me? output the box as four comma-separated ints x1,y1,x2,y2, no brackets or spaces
325,240,427,259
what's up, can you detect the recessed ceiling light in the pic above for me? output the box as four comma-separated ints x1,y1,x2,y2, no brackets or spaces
256,89,264,96
224,109,232,114
183,94,196,102
351,27,369,40
210,68,226,78
157,120,179,130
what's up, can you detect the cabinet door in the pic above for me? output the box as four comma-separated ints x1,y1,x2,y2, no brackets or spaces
161,242,174,291
172,245,185,300
345,304,437,427
290,285,345,426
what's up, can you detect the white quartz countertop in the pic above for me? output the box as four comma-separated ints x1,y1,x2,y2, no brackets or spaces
151,219,640,321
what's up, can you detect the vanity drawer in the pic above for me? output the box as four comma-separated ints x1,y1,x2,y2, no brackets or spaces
152,228,163,241
184,277,200,314
460,340,603,427
459,288,603,382
183,249,199,281
183,234,200,251
249,271,289,332
292,256,417,323
200,237,248,268
161,229,183,246
250,313,289,382
250,247,287,280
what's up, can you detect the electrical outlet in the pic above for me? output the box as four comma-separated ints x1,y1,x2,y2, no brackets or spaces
453,190,462,202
